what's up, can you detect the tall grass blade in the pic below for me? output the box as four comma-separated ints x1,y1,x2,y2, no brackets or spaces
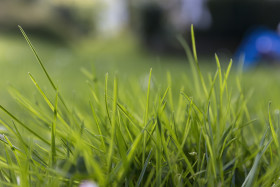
191,25,198,63
18,26,56,90
177,36,200,95
28,73,69,129
242,128,272,187
0,105,50,145
136,149,153,187
105,73,111,124
142,68,152,167
50,91,58,167
3,144,17,184
107,75,118,173
90,100,106,151
268,102,279,148
191,24,208,97
19,26,70,114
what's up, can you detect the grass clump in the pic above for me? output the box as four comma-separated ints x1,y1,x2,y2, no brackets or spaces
0,25,279,186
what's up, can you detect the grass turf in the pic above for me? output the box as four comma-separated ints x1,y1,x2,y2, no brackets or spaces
0,26,280,186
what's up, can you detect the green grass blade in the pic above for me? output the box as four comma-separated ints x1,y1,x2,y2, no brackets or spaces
115,111,128,168
28,73,70,130
143,168,155,187
18,26,56,90
28,73,53,110
136,149,153,187
117,120,153,183
105,73,111,124
155,117,162,186
166,72,174,111
142,68,152,167
107,75,118,173
89,100,106,152
191,24,198,63
242,128,272,187
8,87,51,125
3,143,17,184
50,91,58,167
19,26,71,115
222,59,233,91
160,87,169,105
117,102,142,132
268,102,279,148
0,105,50,145
177,35,200,95
4,135,22,172
180,91,203,117
144,68,152,125
191,24,208,97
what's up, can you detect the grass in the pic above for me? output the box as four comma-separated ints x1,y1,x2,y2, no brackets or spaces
0,25,280,186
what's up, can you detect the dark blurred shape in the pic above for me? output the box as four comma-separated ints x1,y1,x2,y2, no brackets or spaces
139,4,167,52
132,0,212,54
141,4,163,40
208,1,280,37
197,0,280,56
131,0,280,57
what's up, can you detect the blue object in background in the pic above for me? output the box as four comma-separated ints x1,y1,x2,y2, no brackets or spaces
235,28,280,69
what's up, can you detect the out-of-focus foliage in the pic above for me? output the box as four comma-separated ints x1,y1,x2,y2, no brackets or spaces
0,0,100,40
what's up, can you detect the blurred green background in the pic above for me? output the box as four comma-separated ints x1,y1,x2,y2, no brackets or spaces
1,0,280,118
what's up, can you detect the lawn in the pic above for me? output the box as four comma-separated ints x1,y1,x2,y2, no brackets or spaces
0,27,280,186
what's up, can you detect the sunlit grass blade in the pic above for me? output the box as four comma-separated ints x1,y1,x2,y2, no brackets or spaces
166,72,174,111
0,105,50,145
180,91,203,117
50,91,58,167
142,68,152,167
191,24,208,97
105,73,111,124
8,87,51,125
88,83,101,106
117,120,153,184
80,67,94,81
89,100,106,152
191,25,198,63
177,35,200,95
222,59,233,91
268,102,279,148
81,147,105,186
159,111,195,176
115,111,128,168
3,143,17,184
28,73,70,130
117,102,142,132
242,127,272,187
19,26,70,115
18,26,56,90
